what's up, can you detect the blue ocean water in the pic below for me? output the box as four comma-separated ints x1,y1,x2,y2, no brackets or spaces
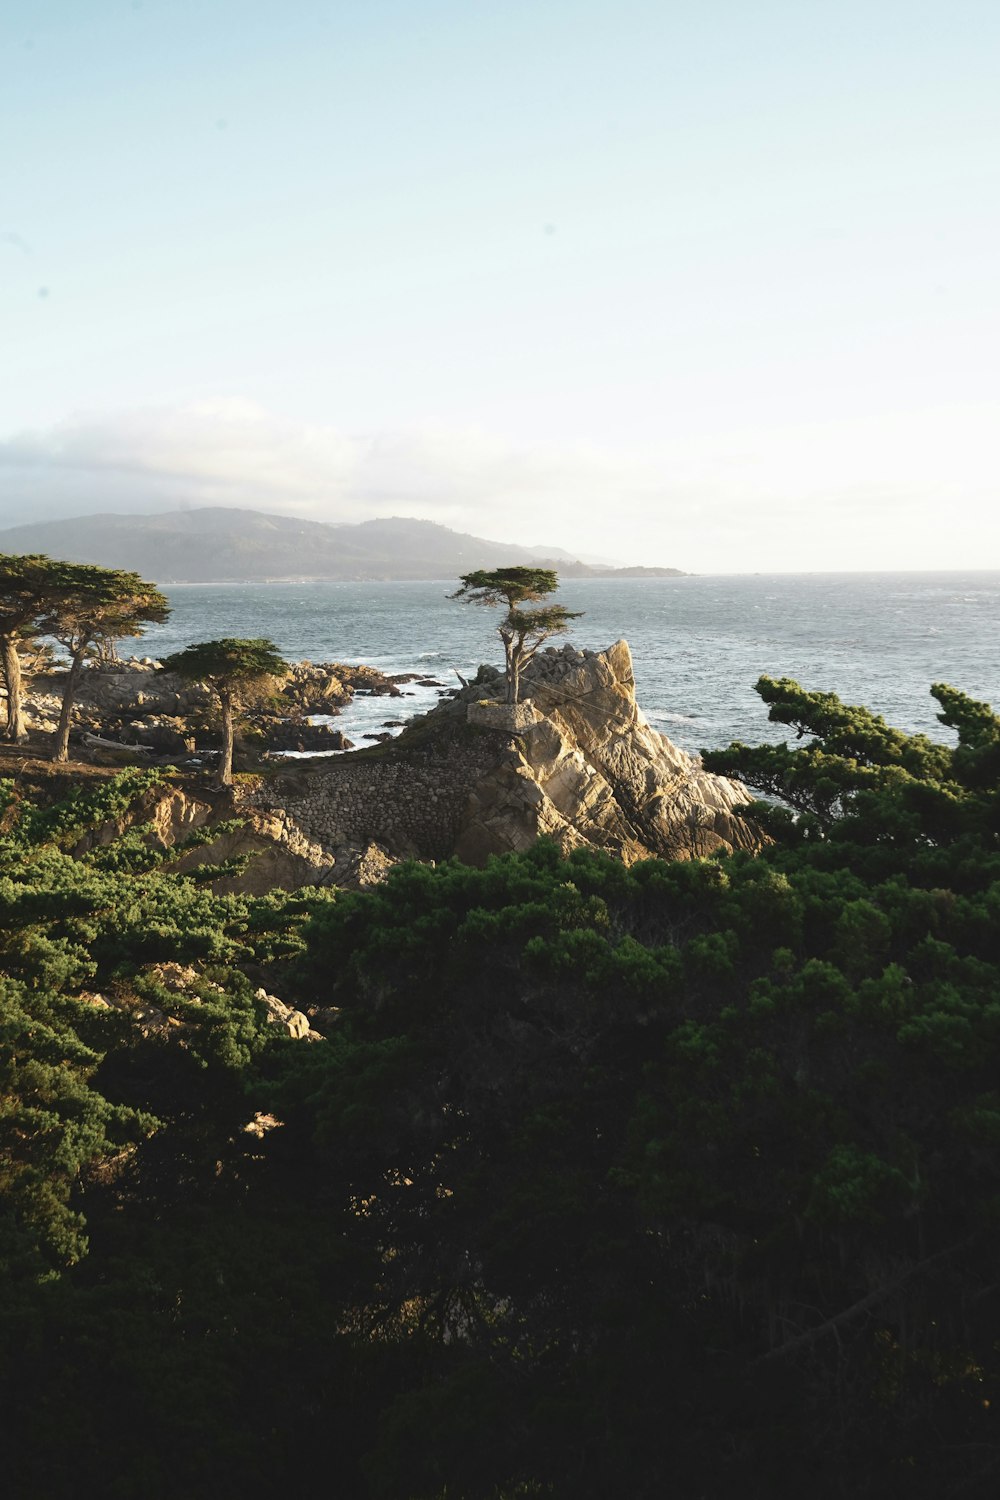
138,573,1000,757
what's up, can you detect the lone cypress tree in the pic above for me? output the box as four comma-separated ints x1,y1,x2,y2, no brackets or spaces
161,638,287,784
451,567,582,704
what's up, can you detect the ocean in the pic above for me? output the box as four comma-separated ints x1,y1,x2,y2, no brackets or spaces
137,573,1000,757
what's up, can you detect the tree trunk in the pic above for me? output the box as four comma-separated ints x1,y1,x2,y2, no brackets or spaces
1,634,26,742
219,688,235,785
506,648,521,704
53,648,86,763
503,632,524,705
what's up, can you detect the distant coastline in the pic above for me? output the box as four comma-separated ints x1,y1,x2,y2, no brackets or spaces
0,506,687,586
156,569,690,587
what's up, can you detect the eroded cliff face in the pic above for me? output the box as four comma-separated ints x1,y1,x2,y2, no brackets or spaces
72,782,336,895
452,640,757,864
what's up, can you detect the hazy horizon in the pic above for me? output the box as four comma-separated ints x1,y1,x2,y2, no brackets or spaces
2,1,998,573
4,501,1000,579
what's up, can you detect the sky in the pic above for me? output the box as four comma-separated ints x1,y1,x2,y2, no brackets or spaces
1,0,998,571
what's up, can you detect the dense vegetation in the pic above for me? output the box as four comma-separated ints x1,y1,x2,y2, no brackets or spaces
1,677,998,1498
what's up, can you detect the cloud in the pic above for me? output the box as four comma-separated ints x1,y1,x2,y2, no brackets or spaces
1,231,33,256
0,401,699,554
0,398,997,571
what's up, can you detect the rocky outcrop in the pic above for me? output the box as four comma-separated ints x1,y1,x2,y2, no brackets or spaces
237,639,761,879
80,967,321,1043
254,988,321,1041
283,661,407,713
70,780,337,895
451,641,756,863
168,804,337,895
141,785,336,895
80,988,175,1039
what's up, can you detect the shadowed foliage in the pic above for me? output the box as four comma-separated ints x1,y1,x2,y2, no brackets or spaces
0,678,998,1497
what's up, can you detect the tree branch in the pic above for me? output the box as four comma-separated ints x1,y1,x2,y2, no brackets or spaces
752,1238,973,1365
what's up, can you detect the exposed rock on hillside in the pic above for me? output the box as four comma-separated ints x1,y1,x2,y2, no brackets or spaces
254,988,321,1041
70,780,336,895
82,967,321,1043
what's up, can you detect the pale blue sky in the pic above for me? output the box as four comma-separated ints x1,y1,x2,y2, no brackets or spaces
2,0,998,569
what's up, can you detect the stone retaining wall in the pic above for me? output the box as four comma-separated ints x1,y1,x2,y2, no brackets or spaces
240,736,508,861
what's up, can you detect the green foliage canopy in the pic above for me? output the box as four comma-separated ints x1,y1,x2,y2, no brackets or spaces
41,564,169,762
162,637,288,691
255,676,1000,1496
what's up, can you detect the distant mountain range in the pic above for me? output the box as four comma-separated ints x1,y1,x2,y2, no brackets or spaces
0,508,686,583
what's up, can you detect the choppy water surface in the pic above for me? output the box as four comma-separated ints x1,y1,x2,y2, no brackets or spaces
139,573,1000,756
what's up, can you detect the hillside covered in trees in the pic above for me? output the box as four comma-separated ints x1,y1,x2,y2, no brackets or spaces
1,676,999,1498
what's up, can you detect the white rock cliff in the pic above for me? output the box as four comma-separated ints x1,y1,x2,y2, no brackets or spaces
453,640,756,864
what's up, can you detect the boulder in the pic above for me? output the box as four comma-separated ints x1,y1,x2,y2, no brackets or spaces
329,840,397,890
281,663,351,714
254,988,320,1041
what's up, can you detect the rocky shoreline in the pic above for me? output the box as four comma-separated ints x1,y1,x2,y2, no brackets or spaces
15,656,451,767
